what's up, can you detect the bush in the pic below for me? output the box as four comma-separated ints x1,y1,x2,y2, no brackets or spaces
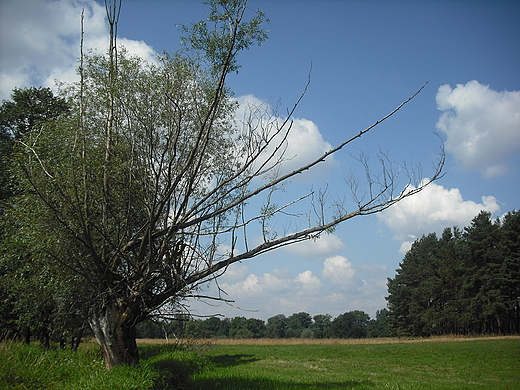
300,328,315,339
234,328,254,339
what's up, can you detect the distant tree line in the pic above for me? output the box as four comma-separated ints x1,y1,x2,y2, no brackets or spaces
136,309,391,339
387,210,520,337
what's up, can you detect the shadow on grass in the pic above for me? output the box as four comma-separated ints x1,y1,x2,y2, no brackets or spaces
148,359,200,390
138,346,374,390
138,344,183,360
193,377,375,390
209,354,260,368
145,353,261,389
194,353,373,389
137,344,209,389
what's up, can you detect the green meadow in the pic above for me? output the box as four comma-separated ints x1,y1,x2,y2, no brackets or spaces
2,338,519,389
193,339,520,389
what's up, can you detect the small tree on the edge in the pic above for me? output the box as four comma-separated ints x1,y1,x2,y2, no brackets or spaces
10,0,444,370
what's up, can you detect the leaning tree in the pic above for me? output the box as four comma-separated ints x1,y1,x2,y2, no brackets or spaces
11,0,443,369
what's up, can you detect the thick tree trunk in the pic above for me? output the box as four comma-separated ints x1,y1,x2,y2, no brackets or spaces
89,300,140,370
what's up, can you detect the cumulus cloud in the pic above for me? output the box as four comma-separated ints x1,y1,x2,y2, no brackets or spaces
294,270,322,294
235,94,336,181
222,274,264,298
218,263,250,282
379,179,500,253
436,80,520,178
321,255,358,291
0,0,156,101
221,269,320,299
189,255,388,319
283,234,345,259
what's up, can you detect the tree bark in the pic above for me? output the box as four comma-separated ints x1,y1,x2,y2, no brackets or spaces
89,300,140,370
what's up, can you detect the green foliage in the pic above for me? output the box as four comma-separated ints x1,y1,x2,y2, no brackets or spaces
136,318,188,339
0,86,69,138
286,312,313,337
387,210,520,336
149,310,388,340
265,314,287,338
0,177,90,343
330,310,370,338
310,314,332,339
299,328,315,338
366,309,391,338
0,86,70,222
181,0,268,75
0,87,81,343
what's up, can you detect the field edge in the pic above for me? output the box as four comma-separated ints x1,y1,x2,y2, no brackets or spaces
135,334,520,345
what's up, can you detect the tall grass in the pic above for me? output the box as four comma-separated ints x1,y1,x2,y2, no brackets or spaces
0,340,207,389
0,341,104,389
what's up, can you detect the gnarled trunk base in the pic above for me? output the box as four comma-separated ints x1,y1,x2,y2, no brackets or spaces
89,301,140,370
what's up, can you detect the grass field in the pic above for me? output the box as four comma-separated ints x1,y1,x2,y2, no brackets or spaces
1,337,519,389
190,337,520,389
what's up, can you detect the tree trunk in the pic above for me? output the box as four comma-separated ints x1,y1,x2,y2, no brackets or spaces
39,327,50,349
71,326,84,352
23,326,31,344
89,300,140,370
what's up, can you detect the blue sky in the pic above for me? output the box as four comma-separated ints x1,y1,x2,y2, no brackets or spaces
1,0,519,320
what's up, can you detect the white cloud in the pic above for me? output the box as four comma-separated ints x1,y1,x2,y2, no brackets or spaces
283,233,345,259
379,179,500,253
294,270,322,294
221,268,323,299
118,37,157,63
235,94,336,181
224,274,264,298
397,241,414,255
436,80,520,178
221,272,288,299
216,244,240,258
0,0,156,101
218,263,249,282
321,255,357,290
189,255,389,319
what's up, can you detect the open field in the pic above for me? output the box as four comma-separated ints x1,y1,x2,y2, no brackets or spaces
2,337,519,389
190,337,520,389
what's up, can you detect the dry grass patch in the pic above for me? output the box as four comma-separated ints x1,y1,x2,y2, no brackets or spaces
137,335,520,346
